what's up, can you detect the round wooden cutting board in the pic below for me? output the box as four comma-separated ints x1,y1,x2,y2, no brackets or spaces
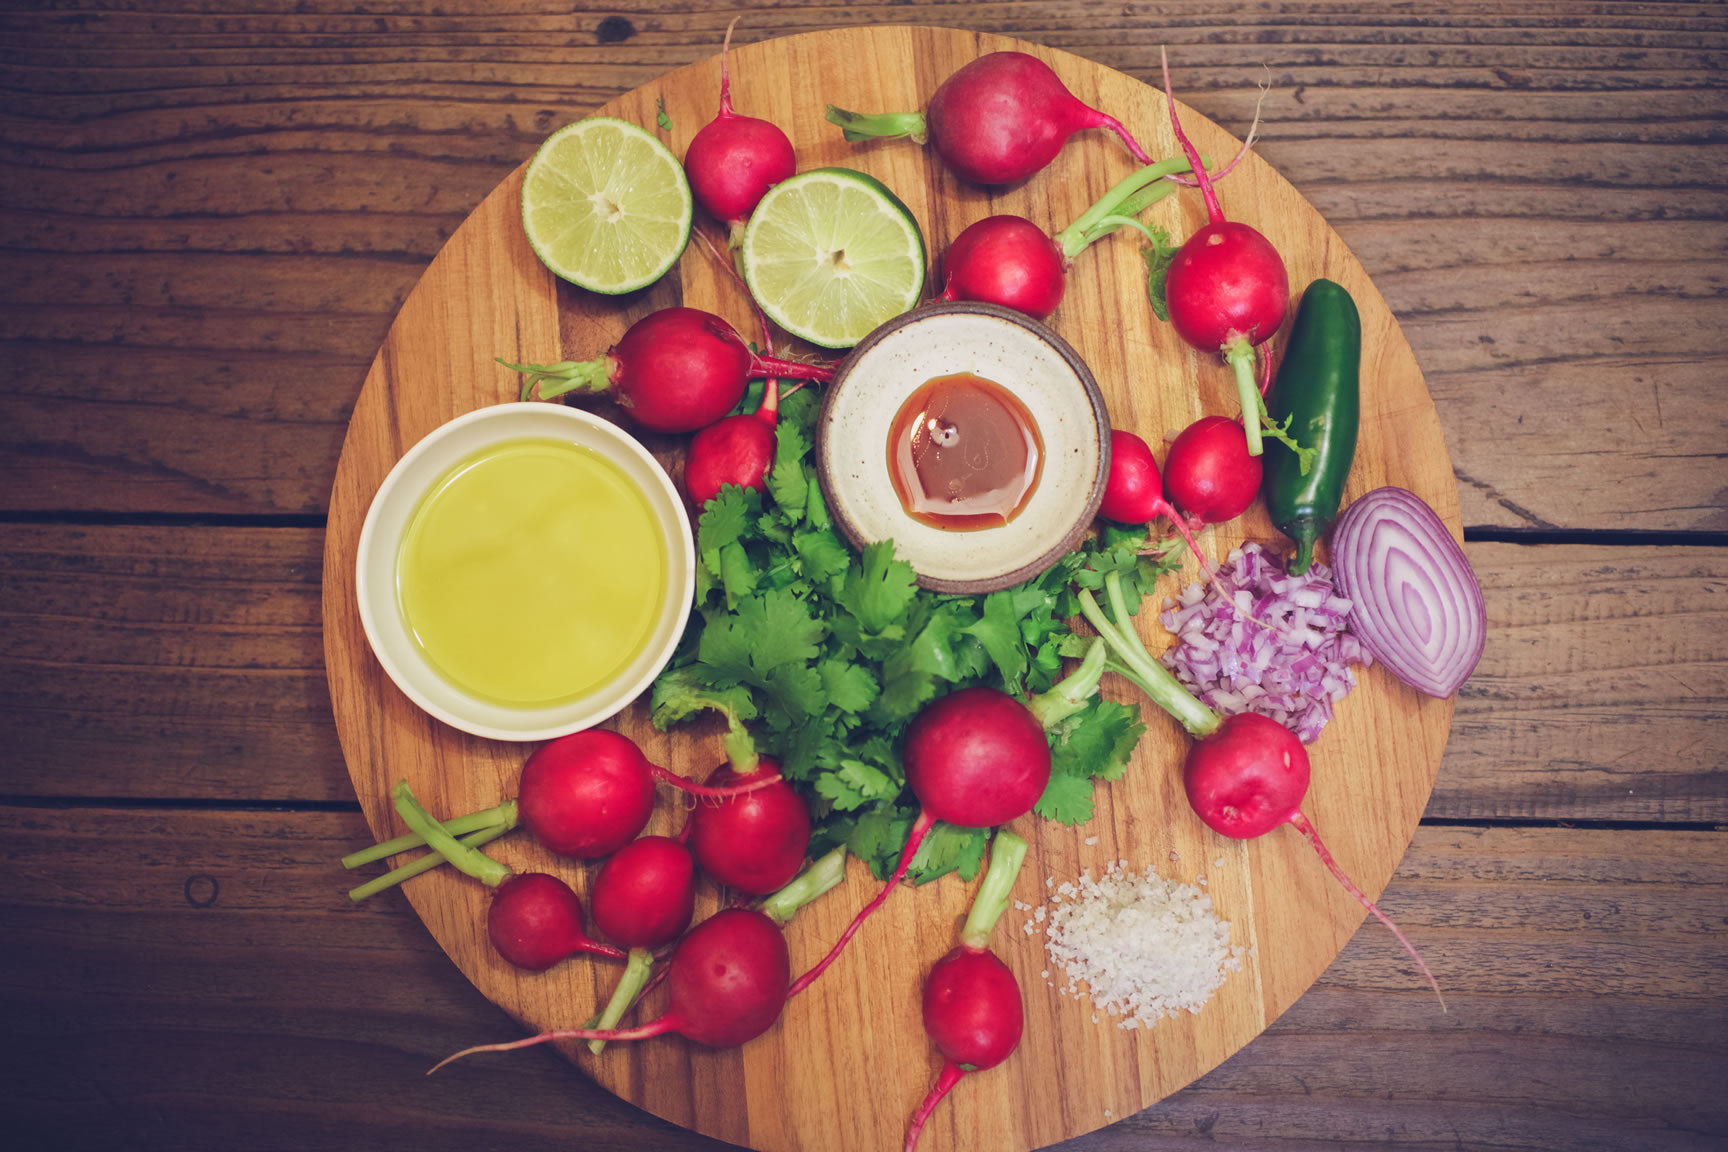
323,25,1459,1152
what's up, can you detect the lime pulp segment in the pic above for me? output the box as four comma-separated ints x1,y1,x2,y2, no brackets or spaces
521,116,693,294
741,168,926,349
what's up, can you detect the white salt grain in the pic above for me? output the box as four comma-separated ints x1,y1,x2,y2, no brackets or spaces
1033,860,1243,1030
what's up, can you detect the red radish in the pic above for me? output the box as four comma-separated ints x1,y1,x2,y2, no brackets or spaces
1161,415,1262,525
517,728,784,861
590,843,852,1055
938,216,1066,319
683,378,780,506
1156,49,1292,459
486,872,626,972
387,782,628,974
687,757,812,895
590,835,697,950
584,833,699,1054
501,307,832,434
684,18,796,243
789,671,1099,998
428,906,792,1071
937,152,1196,320
1074,572,1445,1007
904,830,1028,1152
826,51,1154,186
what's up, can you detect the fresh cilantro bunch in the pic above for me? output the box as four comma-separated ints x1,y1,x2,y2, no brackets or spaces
651,385,1184,884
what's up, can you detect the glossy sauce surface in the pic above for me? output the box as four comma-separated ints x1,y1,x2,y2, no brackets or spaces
395,437,666,708
887,372,1044,530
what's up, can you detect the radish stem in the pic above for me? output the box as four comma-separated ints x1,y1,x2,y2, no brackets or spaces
1076,578,1220,739
761,845,849,926
959,830,1028,950
825,106,928,144
341,801,517,869
391,780,512,888
1054,156,1196,261
347,823,510,902
588,946,656,1055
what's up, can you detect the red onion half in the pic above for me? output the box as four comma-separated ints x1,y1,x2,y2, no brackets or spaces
1329,486,1485,698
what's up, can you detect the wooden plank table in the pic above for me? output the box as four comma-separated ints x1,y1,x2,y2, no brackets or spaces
2,3,1724,1150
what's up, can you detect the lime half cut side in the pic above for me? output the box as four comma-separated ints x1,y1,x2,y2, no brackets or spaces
521,116,693,295
740,167,927,349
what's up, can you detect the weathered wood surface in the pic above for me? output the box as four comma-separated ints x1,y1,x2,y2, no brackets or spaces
1,1,1725,1150
2,3,1724,530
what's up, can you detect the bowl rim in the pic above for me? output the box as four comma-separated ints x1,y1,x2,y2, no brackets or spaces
816,300,1112,594
354,401,695,742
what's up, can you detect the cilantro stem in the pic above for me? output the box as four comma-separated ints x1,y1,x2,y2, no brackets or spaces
760,846,848,926
1076,578,1219,739
959,830,1028,950
390,780,513,888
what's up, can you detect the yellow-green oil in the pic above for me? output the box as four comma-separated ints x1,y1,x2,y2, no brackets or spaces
395,437,667,709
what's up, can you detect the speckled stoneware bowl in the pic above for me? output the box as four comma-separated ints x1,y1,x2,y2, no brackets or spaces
816,301,1111,593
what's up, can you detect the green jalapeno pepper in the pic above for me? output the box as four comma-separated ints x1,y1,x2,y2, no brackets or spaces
1262,278,1360,575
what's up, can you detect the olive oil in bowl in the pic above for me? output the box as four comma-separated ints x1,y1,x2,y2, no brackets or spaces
394,437,668,709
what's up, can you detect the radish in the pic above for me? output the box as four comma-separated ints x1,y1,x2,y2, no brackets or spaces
486,871,627,972
428,906,793,1071
1099,427,1221,554
590,835,697,950
517,728,782,861
386,781,627,973
903,829,1028,1152
686,757,812,895
1156,49,1303,463
583,833,698,1053
500,306,833,434
1074,569,1445,1007
936,154,1193,320
787,648,1108,997
684,18,796,244
586,843,851,1055
1161,414,1263,525
683,378,779,507
826,51,1154,186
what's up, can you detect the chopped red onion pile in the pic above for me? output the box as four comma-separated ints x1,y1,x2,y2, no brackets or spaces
1158,542,1369,744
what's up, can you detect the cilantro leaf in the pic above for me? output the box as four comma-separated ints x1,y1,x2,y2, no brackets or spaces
819,657,879,714
1034,771,1097,825
767,419,809,522
961,589,1029,690
1054,697,1146,783
813,757,897,811
908,822,989,884
656,95,672,132
837,540,918,634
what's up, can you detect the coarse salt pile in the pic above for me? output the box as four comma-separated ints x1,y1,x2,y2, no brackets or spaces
1029,860,1243,1029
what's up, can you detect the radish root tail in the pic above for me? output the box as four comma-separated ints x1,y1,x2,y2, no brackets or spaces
427,1017,676,1075
787,809,937,998
904,1061,969,1152
1288,809,1447,1011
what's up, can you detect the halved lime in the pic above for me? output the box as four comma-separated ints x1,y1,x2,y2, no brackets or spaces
739,167,927,349
520,116,693,294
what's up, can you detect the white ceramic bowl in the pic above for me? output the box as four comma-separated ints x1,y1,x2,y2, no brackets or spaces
355,402,695,742
816,302,1111,593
